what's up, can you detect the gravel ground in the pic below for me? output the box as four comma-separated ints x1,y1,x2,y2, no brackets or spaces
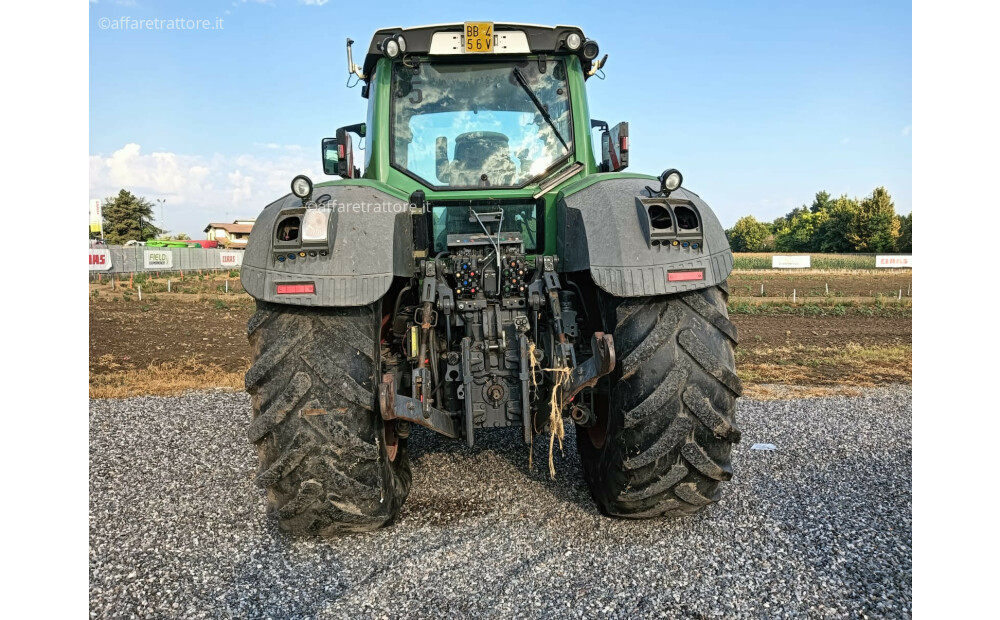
90,387,911,619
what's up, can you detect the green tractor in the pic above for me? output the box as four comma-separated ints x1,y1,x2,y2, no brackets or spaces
241,23,741,535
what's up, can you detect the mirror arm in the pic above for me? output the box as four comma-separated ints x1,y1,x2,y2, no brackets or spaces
343,122,367,138
346,38,366,80
587,54,609,77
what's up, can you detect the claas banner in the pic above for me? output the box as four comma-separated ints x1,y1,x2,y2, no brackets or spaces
90,199,103,234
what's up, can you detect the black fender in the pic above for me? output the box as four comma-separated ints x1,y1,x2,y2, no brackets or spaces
240,184,413,306
556,177,734,296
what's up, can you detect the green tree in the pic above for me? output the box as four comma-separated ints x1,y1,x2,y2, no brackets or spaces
774,210,828,252
102,189,163,245
895,212,912,253
848,186,899,252
726,216,771,252
810,190,832,214
771,204,810,232
813,195,859,253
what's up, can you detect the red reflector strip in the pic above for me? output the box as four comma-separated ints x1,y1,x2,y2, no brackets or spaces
667,270,704,282
276,283,315,294
621,136,628,151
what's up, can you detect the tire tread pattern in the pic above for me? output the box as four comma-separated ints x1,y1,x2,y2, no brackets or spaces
246,300,410,535
578,284,741,518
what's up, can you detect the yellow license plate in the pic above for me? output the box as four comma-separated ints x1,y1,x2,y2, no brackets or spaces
464,21,494,53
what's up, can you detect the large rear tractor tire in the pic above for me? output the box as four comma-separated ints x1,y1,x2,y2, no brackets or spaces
577,283,742,518
245,300,411,535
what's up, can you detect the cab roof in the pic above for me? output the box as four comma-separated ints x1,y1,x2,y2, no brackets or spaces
361,23,587,80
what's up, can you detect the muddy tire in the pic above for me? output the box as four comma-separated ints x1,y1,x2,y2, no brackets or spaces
577,283,742,518
245,300,411,535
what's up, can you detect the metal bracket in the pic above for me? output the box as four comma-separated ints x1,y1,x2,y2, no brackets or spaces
548,290,566,341
563,332,616,402
380,373,459,439
527,279,545,309
420,276,437,303
436,282,455,313
411,367,432,417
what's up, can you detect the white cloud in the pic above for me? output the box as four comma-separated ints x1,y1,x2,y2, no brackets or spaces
221,0,324,16
901,124,912,136
251,142,303,152
90,143,322,236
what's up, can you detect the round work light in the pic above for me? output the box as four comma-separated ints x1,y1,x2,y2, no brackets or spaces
383,37,400,58
291,175,313,199
659,169,683,195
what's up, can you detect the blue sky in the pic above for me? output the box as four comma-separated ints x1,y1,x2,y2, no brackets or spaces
89,0,911,238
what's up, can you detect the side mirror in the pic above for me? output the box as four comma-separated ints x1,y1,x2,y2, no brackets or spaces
336,127,357,178
321,137,340,176
322,123,367,178
600,121,629,172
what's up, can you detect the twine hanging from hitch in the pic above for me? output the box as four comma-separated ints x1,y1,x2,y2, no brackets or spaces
527,340,572,479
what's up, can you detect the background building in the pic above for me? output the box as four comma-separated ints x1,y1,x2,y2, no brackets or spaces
203,219,255,249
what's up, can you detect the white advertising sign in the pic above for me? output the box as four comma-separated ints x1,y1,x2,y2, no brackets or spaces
220,251,243,267
876,255,912,268
144,249,174,269
89,249,112,271
772,255,811,269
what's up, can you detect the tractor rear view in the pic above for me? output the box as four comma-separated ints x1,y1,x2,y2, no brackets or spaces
240,23,740,535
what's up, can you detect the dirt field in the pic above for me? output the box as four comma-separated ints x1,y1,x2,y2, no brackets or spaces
728,269,912,298
90,296,253,376
91,268,912,300
89,284,911,399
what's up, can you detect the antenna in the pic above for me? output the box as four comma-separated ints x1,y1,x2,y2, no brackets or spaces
346,38,365,79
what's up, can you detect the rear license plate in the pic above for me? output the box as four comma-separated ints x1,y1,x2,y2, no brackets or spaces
464,22,494,53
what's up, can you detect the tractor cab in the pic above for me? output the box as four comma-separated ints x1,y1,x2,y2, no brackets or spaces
323,24,619,195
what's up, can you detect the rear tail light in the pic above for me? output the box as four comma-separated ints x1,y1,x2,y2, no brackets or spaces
276,283,315,294
667,270,704,282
